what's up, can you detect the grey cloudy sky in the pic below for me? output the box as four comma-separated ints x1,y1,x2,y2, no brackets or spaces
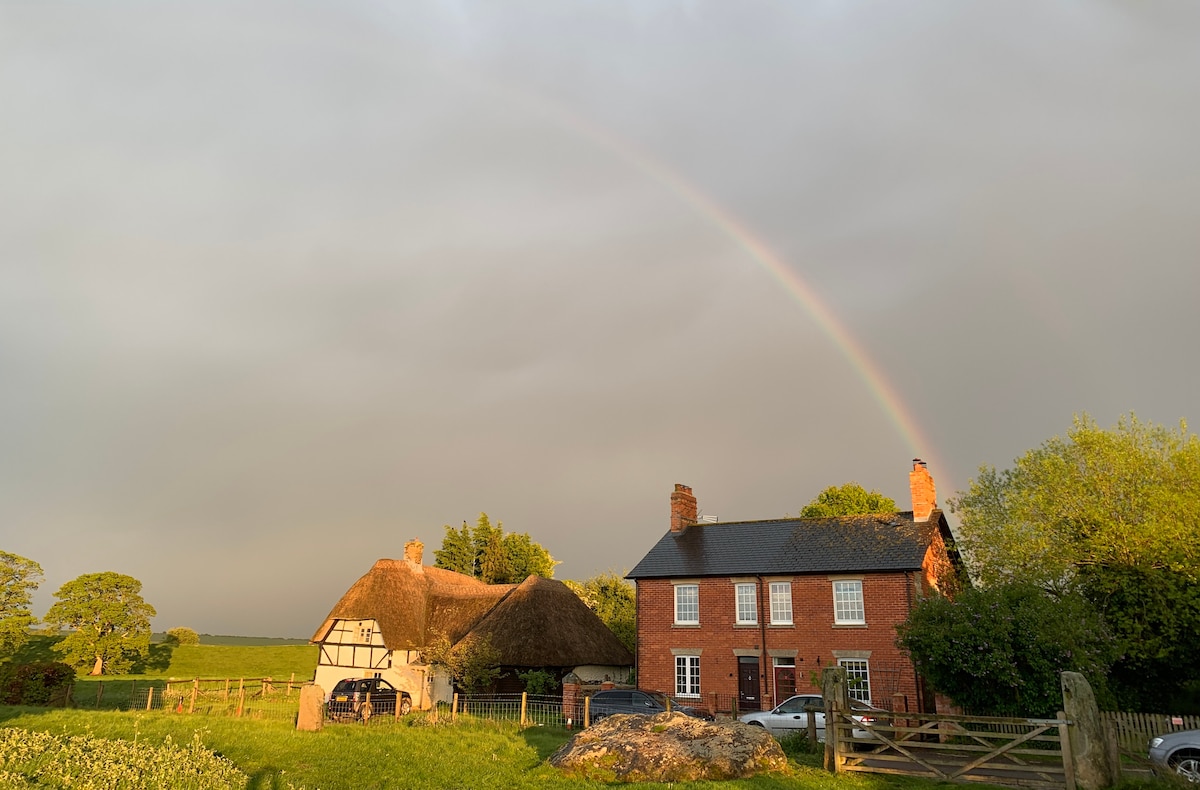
3,1,1199,638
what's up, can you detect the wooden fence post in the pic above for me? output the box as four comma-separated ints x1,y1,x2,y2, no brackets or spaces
288,673,295,697
236,679,245,717
452,693,459,722
145,686,154,711
1059,710,1077,790
822,666,848,774
584,695,590,728
520,692,527,728
223,679,230,702
189,679,198,714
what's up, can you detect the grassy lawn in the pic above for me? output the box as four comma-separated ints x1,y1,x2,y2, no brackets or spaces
0,707,969,790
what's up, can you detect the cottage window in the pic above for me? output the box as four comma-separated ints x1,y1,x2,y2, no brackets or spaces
735,583,757,625
769,582,792,625
838,658,871,703
675,655,701,697
358,625,373,643
674,584,699,625
833,580,865,624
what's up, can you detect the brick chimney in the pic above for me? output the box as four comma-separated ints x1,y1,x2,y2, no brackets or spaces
404,538,424,565
670,484,698,533
909,459,937,522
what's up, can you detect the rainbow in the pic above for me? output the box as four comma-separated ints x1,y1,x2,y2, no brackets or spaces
440,66,944,479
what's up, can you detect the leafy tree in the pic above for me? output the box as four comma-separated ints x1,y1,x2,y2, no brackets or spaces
897,582,1115,717
164,627,200,646
43,572,156,676
950,413,1200,709
517,668,557,696
421,631,502,694
799,483,897,518
501,532,557,581
0,551,43,658
564,572,636,654
433,522,475,576
433,513,558,584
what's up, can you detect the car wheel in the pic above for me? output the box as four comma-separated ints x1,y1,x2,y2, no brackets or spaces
746,721,764,727
1171,751,1200,783
400,697,412,716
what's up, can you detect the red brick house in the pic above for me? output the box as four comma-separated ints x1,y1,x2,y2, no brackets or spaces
626,460,960,714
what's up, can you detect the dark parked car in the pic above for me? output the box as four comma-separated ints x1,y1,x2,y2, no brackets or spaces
327,677,412,721
588,689,714,722
1149,729,1200,783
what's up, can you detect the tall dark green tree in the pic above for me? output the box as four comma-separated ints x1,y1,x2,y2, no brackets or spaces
951,413,1200,710
799,482,897,518
433,522,475,576
433,513,558,584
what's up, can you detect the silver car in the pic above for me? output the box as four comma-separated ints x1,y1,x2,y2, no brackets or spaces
1149,729,1200,783
738,694,882,741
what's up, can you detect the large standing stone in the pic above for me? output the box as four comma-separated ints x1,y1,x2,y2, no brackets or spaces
1062,672,1118,790
296,685,325,732
549,712,787,782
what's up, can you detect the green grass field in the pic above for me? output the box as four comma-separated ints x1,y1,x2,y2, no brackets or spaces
0,707,966,790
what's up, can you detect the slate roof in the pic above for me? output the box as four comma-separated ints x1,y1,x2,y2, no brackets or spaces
626,509,951,579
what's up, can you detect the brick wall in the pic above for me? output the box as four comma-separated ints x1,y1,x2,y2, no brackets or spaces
636,572,924,711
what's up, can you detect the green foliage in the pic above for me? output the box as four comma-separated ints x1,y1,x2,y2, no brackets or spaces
563,572,636,654
0,550,43,658
0,661,76,705
164,627,201,646
422,631,503,694
777,730,820,757
952,414,1200,584
799,483,897,518
434,513,558,584
897,582,1115,717
517,669,557,696
950,413,1200,708
43,572,156,675
0,727,246,789
433,522,475,575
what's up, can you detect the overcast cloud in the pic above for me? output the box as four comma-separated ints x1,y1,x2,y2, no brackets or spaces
3,1,1199,637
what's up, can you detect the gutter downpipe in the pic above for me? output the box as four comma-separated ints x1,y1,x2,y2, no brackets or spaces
758,575,769,709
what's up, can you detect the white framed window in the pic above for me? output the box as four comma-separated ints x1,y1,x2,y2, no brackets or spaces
735,583,757,624
674,584,699,625
839,658,871,703
833,580,865,624
675,655,701,697
357,623,373,643
769,582,793,625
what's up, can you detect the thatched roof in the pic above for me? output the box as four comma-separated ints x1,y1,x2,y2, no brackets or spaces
313,560,633,669
311,559,509,651
461,576,635,668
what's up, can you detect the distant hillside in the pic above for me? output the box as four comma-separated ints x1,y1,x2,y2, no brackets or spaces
151,633,311,646
5,635,317,681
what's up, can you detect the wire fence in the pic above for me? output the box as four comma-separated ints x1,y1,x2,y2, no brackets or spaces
123,677,305,722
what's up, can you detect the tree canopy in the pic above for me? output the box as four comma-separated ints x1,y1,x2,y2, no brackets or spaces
563,572,636,654
433,513,558,584
799,482,897,518
950,413,1200,710
0,551,43,658
43,572,156,676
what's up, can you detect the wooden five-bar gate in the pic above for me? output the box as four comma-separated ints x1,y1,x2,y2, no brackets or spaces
828,708,1074,790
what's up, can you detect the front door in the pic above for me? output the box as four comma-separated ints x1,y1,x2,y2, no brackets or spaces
738,656,761,710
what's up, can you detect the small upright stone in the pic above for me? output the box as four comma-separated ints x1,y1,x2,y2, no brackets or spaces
297,685,325,731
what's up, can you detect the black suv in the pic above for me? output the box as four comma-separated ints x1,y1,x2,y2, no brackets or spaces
327,677,412,721
588,689,713,722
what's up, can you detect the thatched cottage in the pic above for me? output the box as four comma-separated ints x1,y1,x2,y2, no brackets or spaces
310,539,633,707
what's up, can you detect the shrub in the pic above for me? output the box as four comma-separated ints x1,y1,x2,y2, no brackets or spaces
0,661,76,705
165,627,200,646
777,730,820,757
517,669,557,696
